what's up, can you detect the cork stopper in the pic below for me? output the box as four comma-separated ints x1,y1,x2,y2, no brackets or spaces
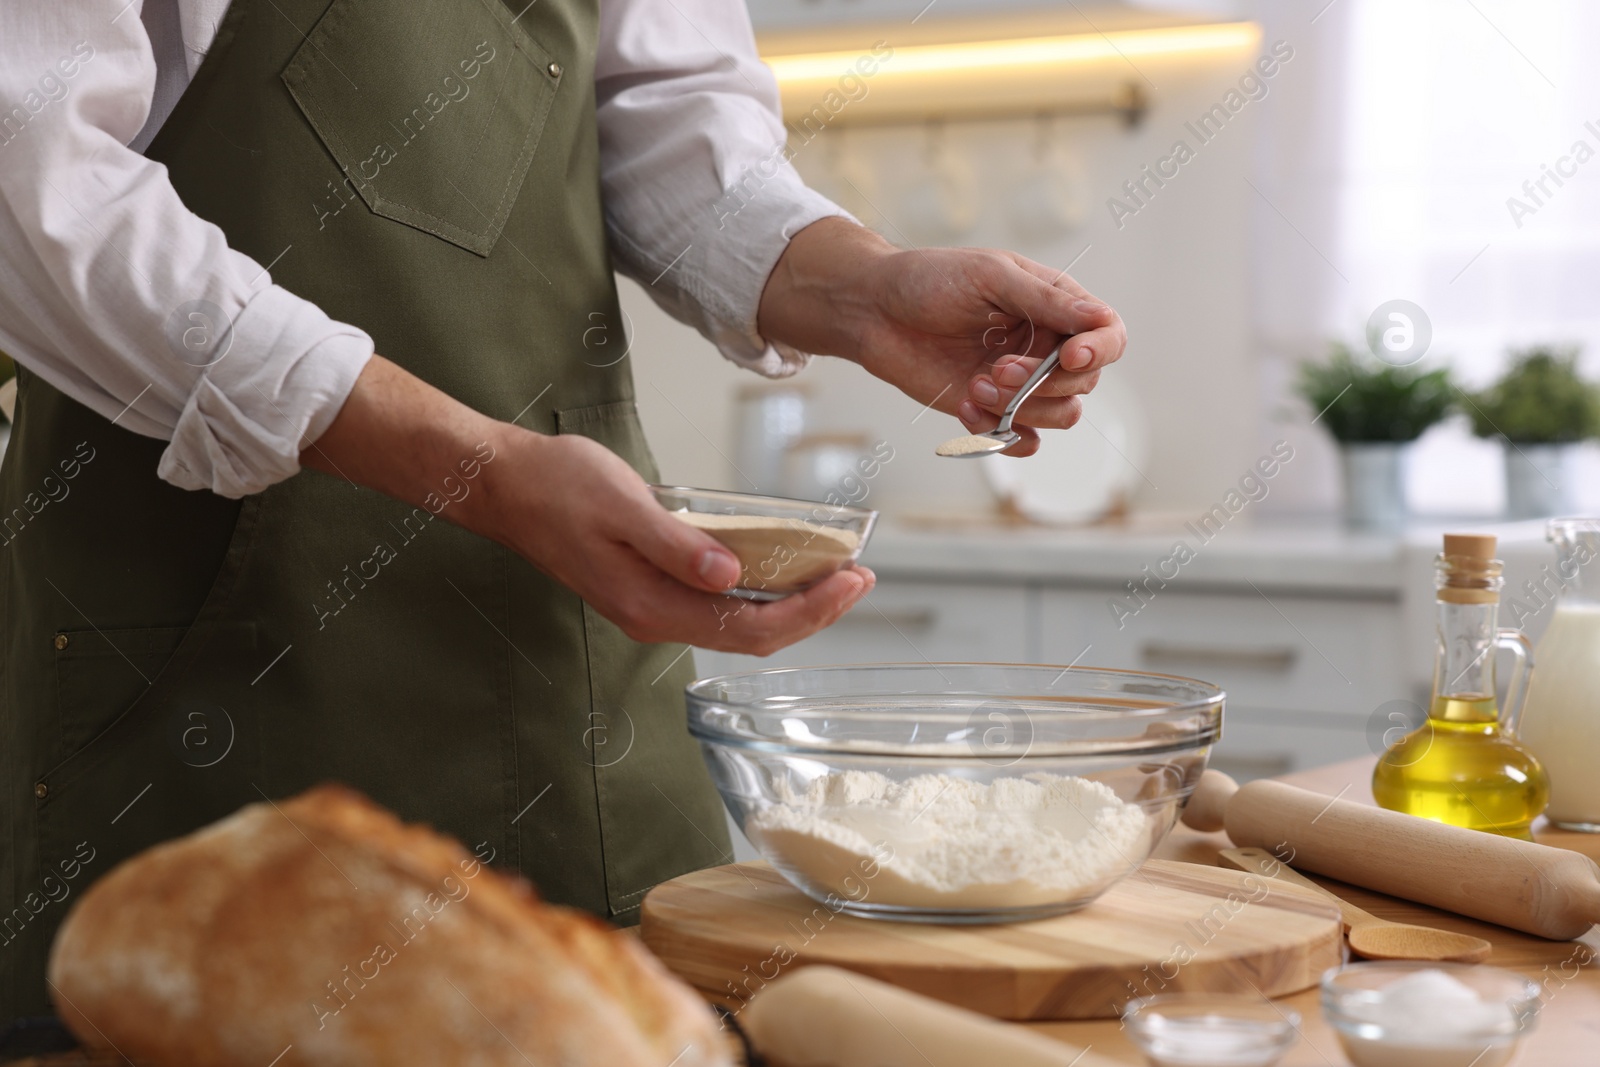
1438,533,1501,604
1443,533,1496,560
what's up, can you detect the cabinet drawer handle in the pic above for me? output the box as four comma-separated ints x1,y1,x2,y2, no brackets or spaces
839,608,938,630
1138,642,1298,672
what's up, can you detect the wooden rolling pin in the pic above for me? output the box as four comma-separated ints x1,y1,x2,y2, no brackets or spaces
741,966,1116,1067
1182,769,1600,940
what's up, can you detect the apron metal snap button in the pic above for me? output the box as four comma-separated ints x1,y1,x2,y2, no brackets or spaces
53,633,68,651
547,61,562,77
34,782,47,800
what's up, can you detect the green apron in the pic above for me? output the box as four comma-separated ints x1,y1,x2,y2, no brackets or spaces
0,0,729,1017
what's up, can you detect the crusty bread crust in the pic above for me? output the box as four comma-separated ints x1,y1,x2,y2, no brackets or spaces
48,785,736,1067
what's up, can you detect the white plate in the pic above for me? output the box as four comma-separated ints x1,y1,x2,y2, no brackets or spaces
981,376,1148,524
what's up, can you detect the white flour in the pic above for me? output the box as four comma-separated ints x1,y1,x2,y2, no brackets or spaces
748,771,1148,910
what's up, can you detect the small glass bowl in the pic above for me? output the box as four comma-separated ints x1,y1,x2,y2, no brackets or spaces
686,663,1223,923
649,485,877,600
1322,962,1541,1067
1122,994,1300,1067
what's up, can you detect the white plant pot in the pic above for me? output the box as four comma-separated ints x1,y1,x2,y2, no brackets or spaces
1341,442,1407,530
1504,443,1572,519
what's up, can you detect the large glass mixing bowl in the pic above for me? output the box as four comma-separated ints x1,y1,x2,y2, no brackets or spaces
686,663,1224,923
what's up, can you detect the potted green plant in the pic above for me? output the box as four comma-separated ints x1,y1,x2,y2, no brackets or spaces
1466,345,1600,518
1297,343,1455,529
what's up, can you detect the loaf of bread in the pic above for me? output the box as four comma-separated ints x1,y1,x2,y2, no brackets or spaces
48,785,738,1067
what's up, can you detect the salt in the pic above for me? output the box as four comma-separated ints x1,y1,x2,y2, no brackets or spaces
1139,1015,1291,1067
1337,969,1521,1067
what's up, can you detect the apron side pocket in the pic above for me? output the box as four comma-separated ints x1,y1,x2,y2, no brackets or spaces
555,399,660,483
557,400,730,917
52,621,259,765
33,620,265,983
53,625,188,760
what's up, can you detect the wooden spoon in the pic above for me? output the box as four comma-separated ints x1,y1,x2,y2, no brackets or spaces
1220,846,1492,963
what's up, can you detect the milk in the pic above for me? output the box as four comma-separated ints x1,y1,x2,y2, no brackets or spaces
1518,603,1600,828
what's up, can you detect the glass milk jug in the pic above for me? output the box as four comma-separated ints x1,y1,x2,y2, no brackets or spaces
1516,519,1600,831
1373,533,1549,838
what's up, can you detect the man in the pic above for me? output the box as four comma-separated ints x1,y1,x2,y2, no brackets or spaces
0,0,1125,1015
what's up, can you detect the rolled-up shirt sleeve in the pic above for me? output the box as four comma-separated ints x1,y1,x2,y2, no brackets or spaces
0,2,372,499
596,0,852,378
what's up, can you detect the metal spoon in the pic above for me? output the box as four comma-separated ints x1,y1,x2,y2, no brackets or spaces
935,346,1063,458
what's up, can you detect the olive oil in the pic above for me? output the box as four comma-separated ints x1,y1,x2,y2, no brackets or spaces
1373,534,1549,839
1372,694,1550,839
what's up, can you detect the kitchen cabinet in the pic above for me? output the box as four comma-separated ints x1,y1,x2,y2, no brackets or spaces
693,518,1553,783
1039,586,1402,780
696,579,1389,781
1041,588,1404,717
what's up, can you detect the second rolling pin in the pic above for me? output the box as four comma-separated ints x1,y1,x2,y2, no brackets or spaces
1182,770,1600,940
741,966,1115,1067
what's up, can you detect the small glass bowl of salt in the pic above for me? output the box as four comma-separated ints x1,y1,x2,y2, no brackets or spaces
1122,993,1299,1067
1321,962,1541,1067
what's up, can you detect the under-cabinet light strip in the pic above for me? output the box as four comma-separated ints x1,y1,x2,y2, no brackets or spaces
765,22,1261,84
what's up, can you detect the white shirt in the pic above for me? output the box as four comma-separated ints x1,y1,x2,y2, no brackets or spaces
0,0,841,497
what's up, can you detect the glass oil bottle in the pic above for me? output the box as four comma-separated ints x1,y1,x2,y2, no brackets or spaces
1372,533,1549,838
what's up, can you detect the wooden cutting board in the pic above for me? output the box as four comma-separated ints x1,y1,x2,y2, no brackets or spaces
641,859,1342,1021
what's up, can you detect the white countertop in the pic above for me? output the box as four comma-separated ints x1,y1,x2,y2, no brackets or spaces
855,514,1564,694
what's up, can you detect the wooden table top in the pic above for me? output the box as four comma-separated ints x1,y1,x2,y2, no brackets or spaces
17,759,1600,1066
1024,756,1600,1065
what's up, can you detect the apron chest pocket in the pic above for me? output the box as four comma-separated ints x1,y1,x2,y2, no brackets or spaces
282,0,562,256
